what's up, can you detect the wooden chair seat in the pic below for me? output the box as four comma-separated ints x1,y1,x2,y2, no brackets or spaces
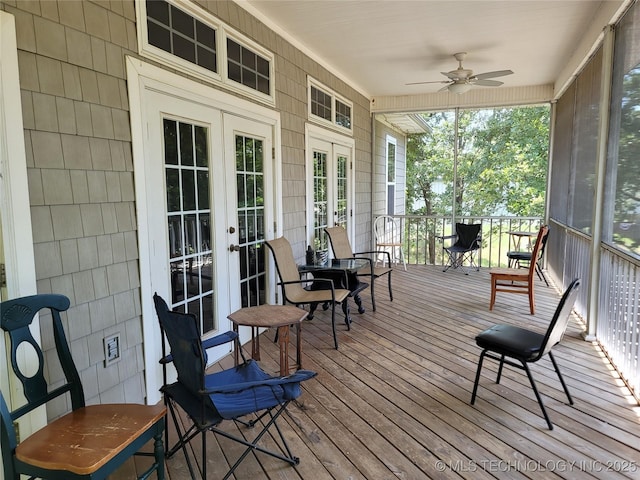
15,404,166,475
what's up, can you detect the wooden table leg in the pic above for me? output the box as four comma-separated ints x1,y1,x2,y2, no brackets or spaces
251,327,260,361
296,322,302,370
233,324,240,366
277,325,290,376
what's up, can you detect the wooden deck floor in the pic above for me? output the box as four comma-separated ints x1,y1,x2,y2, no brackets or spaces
124,265,640,479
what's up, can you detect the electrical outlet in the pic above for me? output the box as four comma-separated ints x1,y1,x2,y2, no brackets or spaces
104,333,121,367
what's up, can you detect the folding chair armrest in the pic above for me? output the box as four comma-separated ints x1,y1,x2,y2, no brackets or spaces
201,369,317,394
436,234,457,242
161,330,238,364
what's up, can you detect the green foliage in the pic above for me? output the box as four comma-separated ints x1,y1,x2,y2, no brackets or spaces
406,105,550,218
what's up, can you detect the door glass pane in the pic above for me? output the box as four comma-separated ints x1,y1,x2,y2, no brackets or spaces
236,134,266,307
164,119,214,335
335,154,348,228
313,150,329,251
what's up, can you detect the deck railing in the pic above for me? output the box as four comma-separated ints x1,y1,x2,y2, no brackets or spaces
382,215,543,269
598,244,640,399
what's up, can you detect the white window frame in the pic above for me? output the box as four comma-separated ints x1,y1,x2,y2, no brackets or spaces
136,0,275,105
386,135,397,216
307,77,353,133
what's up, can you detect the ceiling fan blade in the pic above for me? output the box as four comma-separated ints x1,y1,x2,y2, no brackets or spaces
473,79,504,87
438,85,450,92
405,80,449,85
472,69,514,80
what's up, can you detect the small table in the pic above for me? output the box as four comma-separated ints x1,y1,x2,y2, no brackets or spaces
507,231,536,251
298,258,370,324
228,304,307,376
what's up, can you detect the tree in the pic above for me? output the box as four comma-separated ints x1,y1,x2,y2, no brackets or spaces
407,106,549,218
406,106,550,264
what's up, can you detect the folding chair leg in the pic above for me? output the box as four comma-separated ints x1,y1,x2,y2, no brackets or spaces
218,404,299,480
522,362,554,430
165,400,199,479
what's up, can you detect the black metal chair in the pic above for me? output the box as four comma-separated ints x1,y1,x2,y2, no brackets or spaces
507,226,550,286
0,294,166,480
471,278,580,430
441,222,482,274
153,294,316,480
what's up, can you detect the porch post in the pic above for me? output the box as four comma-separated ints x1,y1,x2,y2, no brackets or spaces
584,25,615,342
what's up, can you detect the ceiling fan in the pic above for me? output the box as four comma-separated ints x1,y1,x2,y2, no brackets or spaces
407,52,514,94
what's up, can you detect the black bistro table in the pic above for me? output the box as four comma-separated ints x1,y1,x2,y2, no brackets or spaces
298,258,369,326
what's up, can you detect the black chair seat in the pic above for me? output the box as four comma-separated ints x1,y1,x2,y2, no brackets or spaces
506,251,532,261
475,324,544,360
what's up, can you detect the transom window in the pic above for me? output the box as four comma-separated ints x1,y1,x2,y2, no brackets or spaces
308,79,353,132
138,0,274,103
227,38,270,95
146,0,217,73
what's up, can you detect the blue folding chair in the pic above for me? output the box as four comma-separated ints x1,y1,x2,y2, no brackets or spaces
153,294,316,479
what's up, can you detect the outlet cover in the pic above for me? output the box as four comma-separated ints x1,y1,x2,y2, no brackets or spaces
104,333,121,367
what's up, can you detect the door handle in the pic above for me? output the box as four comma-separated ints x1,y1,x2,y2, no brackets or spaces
229,244,240,252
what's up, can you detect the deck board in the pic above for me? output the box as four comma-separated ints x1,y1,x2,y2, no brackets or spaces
119,265,640,479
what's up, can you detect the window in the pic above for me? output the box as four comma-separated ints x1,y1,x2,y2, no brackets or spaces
308,79,353,132
310,86,332,121
227,38,270,95
386,136,396,215
138,0,274,103
336,99,352,129
146,0,217,73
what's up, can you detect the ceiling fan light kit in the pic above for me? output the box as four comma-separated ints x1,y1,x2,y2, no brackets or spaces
407,52,514,94
448,82,473,94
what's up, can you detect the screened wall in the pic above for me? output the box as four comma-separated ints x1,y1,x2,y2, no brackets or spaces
548,1,640,400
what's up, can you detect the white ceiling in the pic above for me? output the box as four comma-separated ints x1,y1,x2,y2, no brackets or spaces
240,0,627,100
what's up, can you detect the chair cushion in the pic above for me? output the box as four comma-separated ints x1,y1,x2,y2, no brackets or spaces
507,251,532,261
206,360,301,419
475,324,545,360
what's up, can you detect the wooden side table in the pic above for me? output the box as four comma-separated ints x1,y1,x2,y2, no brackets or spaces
227,304,308,376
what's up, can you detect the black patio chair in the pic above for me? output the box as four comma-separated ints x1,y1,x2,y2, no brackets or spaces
441,222,482,274
153,294,316,480
470,278,580,430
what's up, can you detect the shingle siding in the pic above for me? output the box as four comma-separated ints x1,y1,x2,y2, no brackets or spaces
3,0,374,417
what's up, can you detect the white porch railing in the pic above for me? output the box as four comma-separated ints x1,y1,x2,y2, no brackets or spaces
598,245,640,399
383,215,543,269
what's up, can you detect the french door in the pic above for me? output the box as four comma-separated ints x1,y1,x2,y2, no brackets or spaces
307,132,354,251
139,90,274,398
